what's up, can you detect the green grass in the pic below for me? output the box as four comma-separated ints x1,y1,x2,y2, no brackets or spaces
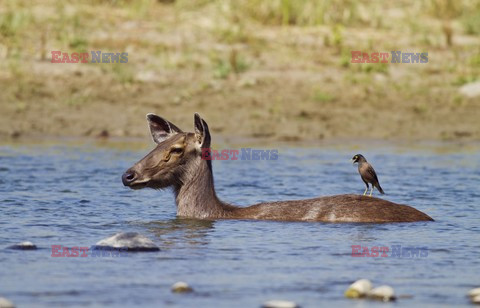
453,75,477,86
358,62,389,74
211,49,249,79
227,0,361,26
313,90,335,103
462,11,480,34
101,63,135,84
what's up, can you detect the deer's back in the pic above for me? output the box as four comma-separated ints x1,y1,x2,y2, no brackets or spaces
228,194,433,223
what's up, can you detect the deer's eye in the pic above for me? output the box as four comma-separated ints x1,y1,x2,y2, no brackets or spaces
170,147,183,155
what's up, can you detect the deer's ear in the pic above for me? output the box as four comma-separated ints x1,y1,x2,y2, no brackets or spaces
146,113,183,144
194,113,211,148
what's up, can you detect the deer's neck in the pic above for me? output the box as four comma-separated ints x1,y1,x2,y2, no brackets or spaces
174,159,232,218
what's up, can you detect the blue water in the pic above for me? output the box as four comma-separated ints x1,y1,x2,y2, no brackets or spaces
0,140,479,307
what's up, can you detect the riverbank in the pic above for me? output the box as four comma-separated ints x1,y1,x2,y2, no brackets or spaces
1,0,479,141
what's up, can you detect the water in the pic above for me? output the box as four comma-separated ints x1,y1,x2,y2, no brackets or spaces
0,140,479,307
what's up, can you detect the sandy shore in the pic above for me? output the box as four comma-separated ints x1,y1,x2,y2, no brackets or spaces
1,1,479,142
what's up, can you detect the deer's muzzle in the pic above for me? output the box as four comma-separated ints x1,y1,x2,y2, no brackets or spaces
122,170,138,186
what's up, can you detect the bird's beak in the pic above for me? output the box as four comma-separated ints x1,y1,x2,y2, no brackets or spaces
351,158,355,164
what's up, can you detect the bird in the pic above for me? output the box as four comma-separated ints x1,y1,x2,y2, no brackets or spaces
352,154,385,196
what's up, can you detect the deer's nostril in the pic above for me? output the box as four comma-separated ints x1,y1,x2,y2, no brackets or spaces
122,171,137,186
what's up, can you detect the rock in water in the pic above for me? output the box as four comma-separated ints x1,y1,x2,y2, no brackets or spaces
472,295,480,304
367,285,396,302
344,279,372,298
171,282,193,293
261,300,299,308
469,288,480,304
468,287,480,298
94,232,159,252
7,241,37,250
0,297,15,308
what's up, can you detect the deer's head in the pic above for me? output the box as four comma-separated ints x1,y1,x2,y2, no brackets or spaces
122,113,211,190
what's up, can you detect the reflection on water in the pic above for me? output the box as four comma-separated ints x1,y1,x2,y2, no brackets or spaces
0,141,479,307
146,218,215,248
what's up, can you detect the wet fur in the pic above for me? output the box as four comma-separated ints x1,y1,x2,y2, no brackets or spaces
124,114,434,223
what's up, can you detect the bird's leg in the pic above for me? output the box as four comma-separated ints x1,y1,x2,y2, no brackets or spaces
363,185,368,196
369,186,374,197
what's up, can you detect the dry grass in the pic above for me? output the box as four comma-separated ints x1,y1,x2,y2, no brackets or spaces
0,0,479,141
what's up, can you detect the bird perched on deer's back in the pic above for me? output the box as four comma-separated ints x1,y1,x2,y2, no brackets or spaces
352,154,385,196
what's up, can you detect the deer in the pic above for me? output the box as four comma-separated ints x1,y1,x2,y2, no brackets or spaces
122,113,434,223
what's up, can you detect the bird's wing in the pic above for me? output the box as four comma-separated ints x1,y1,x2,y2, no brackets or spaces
366,164,380,183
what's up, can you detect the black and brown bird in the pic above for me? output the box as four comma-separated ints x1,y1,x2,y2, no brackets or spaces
352,154,385,196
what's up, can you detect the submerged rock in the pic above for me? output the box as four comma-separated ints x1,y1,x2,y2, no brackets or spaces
0,297,15,308
469,288,480,304
344,279,372,298
367,285,396,302
94,232,159,252
171,281,193,293
471,295,480,304
7,241,37,250
469,287,480,298
261,300,299,308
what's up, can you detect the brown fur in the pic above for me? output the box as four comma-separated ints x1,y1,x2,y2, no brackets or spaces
228,195,433,222
123,113,434,223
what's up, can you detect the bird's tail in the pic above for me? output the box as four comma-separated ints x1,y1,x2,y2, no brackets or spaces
376,184,385,194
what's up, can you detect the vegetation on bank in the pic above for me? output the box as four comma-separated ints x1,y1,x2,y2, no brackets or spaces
0,0,479,141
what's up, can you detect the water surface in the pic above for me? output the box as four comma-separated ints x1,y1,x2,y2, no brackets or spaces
0,140,479,307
